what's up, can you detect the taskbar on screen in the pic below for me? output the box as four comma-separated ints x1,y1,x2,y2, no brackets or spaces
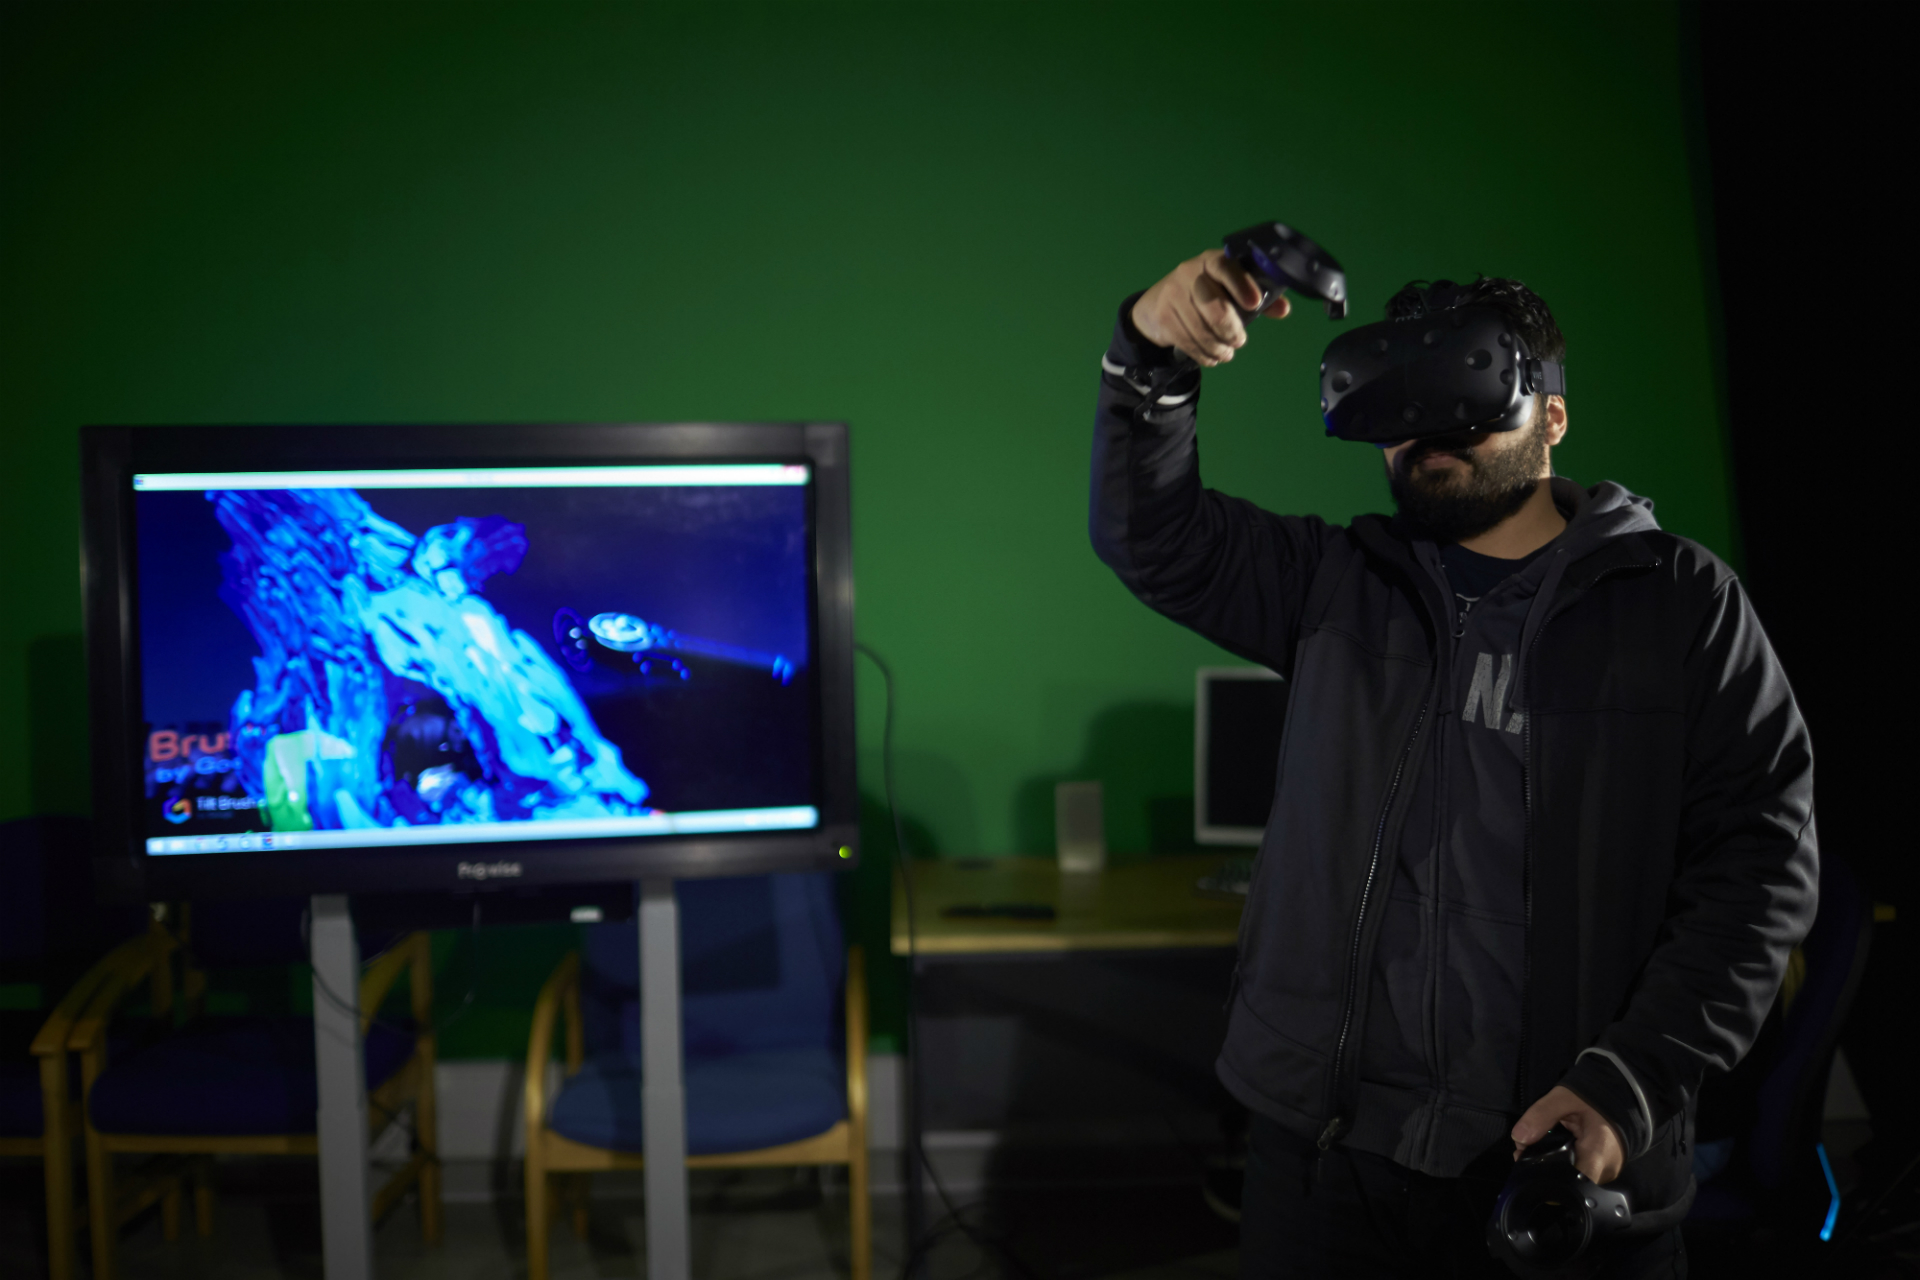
146,806,819,855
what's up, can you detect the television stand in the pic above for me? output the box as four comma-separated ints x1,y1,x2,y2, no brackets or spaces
639,878,692,1280
312,894,375,1280
308,884,694,1280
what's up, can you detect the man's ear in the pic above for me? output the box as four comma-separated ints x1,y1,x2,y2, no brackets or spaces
1544,395,1568,447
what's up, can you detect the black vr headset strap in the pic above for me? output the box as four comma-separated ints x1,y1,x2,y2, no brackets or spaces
1525,359,1567,397
1107,355,1202,425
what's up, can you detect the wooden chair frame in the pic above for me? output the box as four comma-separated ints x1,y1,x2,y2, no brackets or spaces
0,923,174,1280
522,944,870,1280
68,927,442,1280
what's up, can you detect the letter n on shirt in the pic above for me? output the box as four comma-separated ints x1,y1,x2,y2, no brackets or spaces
1463,653,1525,735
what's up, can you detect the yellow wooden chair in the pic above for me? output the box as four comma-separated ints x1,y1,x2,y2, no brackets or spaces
1,923,173,1280
68,917,442,1280
521,874,869,1280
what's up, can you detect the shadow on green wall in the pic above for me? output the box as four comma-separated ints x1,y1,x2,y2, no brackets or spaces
1011,700,1198,862
860,745,978,862
29,634,89,817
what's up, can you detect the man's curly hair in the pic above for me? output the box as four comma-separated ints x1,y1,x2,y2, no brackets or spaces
1384,276,1566,363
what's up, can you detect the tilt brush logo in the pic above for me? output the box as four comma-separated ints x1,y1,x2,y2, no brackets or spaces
163,795,194,824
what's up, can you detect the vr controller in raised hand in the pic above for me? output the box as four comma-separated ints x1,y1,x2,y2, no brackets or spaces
1130,221,1347,369
1223,221,1347,320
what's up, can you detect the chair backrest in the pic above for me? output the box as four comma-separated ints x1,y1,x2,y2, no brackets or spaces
188,897,315,967
580,872,844,1060
1747,853,1872,1194
187,896,409,969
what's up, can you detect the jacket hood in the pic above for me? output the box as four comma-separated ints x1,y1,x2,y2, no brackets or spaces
1553,478,1660,556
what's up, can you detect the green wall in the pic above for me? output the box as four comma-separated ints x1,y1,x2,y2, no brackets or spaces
1,1,1725,1054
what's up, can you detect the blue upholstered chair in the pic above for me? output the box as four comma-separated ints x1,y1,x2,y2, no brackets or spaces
69,897,442,1280
0,815,153,1280
523,872,870,1280
1689,853,1874,1245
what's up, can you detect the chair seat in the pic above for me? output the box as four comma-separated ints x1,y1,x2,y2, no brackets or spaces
548,1047,846,1156
1,1008,53,1137
88,1016,416,1136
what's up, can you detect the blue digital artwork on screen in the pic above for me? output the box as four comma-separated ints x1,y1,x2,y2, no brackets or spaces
135,475,816,853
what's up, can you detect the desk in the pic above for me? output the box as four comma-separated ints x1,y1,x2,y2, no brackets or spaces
890,854,1246,956
891,855,1246,1273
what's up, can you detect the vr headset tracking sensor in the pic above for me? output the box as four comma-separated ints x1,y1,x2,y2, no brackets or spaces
1320,301,1567,444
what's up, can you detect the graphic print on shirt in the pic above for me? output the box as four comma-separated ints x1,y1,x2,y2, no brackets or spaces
1462,652,1524,735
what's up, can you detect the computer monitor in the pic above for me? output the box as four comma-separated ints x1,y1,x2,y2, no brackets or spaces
1193,666,1287,846
81,422,858,899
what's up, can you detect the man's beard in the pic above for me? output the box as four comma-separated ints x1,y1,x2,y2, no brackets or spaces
1385,412,1550,544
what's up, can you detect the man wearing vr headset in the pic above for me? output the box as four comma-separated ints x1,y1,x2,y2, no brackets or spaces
1090,250,1815,1277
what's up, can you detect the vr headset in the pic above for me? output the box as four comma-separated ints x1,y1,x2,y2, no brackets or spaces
1319,284,1567,445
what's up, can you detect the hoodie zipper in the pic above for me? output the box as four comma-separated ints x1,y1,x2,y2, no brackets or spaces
1322,675,1434,1148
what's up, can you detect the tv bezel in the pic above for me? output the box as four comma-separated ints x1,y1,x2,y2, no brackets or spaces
81,421,859,900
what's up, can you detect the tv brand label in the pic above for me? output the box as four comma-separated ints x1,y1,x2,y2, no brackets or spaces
458,861,523,880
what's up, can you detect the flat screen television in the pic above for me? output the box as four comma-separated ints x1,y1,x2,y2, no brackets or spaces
1193,665,1286,846
81,423,858,899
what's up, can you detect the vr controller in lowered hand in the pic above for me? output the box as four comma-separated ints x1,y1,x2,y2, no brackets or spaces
1221,221,1348,320
1486,1125,1633,1278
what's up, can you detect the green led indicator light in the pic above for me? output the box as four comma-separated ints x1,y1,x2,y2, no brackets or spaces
837,846,853,859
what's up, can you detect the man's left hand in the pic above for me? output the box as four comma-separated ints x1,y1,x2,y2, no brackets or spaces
1512,1085,1626,1184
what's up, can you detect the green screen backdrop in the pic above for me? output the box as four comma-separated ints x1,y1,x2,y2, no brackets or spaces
0,1,1726,1054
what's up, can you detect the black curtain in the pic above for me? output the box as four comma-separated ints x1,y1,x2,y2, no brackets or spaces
1689,0,1910,1184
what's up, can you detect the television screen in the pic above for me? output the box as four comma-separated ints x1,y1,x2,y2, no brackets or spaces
83,425,857,897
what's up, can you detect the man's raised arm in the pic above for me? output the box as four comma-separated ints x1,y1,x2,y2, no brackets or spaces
1090,250,1340,673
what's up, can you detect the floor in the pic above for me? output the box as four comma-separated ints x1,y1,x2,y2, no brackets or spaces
8,1128,1910,1279
0,1156,1241,1280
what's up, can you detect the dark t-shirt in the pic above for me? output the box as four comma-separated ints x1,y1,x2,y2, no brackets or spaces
1439,541,1552,619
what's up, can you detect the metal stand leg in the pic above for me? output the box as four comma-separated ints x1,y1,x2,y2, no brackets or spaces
311,894,374,1280
640,879,690,1280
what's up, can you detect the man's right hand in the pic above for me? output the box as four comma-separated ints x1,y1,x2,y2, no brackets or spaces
1130,249,1292,367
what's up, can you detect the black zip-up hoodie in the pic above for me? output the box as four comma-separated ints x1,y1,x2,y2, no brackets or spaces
1091,301,1817,1226
1356,484,1658,1178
